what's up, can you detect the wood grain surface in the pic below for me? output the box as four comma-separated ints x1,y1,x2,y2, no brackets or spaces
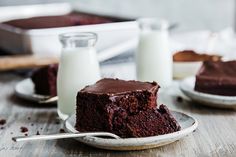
0,71,235,157
0,55,59,71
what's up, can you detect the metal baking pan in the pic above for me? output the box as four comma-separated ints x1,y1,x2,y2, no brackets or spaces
0,3,138,61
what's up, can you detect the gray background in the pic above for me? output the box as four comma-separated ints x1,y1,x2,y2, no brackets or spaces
0,0,235,32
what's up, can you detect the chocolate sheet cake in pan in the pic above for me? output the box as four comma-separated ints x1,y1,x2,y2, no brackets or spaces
0,3,138,58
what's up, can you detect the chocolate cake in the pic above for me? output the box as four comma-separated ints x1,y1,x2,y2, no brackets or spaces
31,64,58,96
173,50,222,62
75,78,181,138
3,13,113,29
194,61,236,96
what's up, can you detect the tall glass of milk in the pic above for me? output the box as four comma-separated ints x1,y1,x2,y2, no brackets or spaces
57,32,101,120
136,18,172,87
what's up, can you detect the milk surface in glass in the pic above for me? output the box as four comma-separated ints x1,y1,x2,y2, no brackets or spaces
57,32,100,120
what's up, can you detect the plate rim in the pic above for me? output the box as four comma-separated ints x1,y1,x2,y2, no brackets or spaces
64,111,198,147
14,78,53,103
180,76,236,107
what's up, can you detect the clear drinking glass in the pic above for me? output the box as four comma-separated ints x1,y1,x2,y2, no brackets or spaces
136,18,172,87
57,32,101,120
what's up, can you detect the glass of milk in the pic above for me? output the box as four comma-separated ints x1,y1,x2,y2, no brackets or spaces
57,32,101,120
136,18,172,87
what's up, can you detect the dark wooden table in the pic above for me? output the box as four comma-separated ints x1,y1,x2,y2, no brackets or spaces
0,63,235,157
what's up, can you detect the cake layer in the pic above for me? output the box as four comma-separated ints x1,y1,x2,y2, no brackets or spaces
31,64,58,96
194,61,236,96
194,86,236,96
126,105,181,137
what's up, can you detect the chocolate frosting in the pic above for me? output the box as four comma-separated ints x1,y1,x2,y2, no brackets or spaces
81,78,159,95
197,60,236,78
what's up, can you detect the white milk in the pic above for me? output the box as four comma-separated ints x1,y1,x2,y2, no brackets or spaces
57,33,100,120
136,19,172,87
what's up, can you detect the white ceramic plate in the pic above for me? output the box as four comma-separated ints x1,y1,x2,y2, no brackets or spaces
180,76,236,109
14,78,55,104
64,111,198,151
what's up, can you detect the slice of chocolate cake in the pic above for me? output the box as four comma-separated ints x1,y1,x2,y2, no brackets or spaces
75,78,180,138
31,64,58,96
173,50,222,62
194,60,236,96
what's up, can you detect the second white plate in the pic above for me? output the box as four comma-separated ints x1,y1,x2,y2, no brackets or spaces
180,76,236,109
14,78,55,104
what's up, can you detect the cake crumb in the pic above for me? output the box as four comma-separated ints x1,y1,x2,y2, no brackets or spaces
55,121,60,124
177,96,183,103
0,127,4,129
27,117,31,120
0,119,6,125
20,126,28,133
36,131,40,135
25,133,28,136
12,137,16,142
31,123,34,126
59,128,65,133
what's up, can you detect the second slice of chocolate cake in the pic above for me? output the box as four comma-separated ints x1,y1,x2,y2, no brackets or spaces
76,78,181,138
31,64,58,96
195,61,236,96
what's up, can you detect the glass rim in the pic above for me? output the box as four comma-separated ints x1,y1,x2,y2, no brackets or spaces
59,32,97,41
137,18,169,30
